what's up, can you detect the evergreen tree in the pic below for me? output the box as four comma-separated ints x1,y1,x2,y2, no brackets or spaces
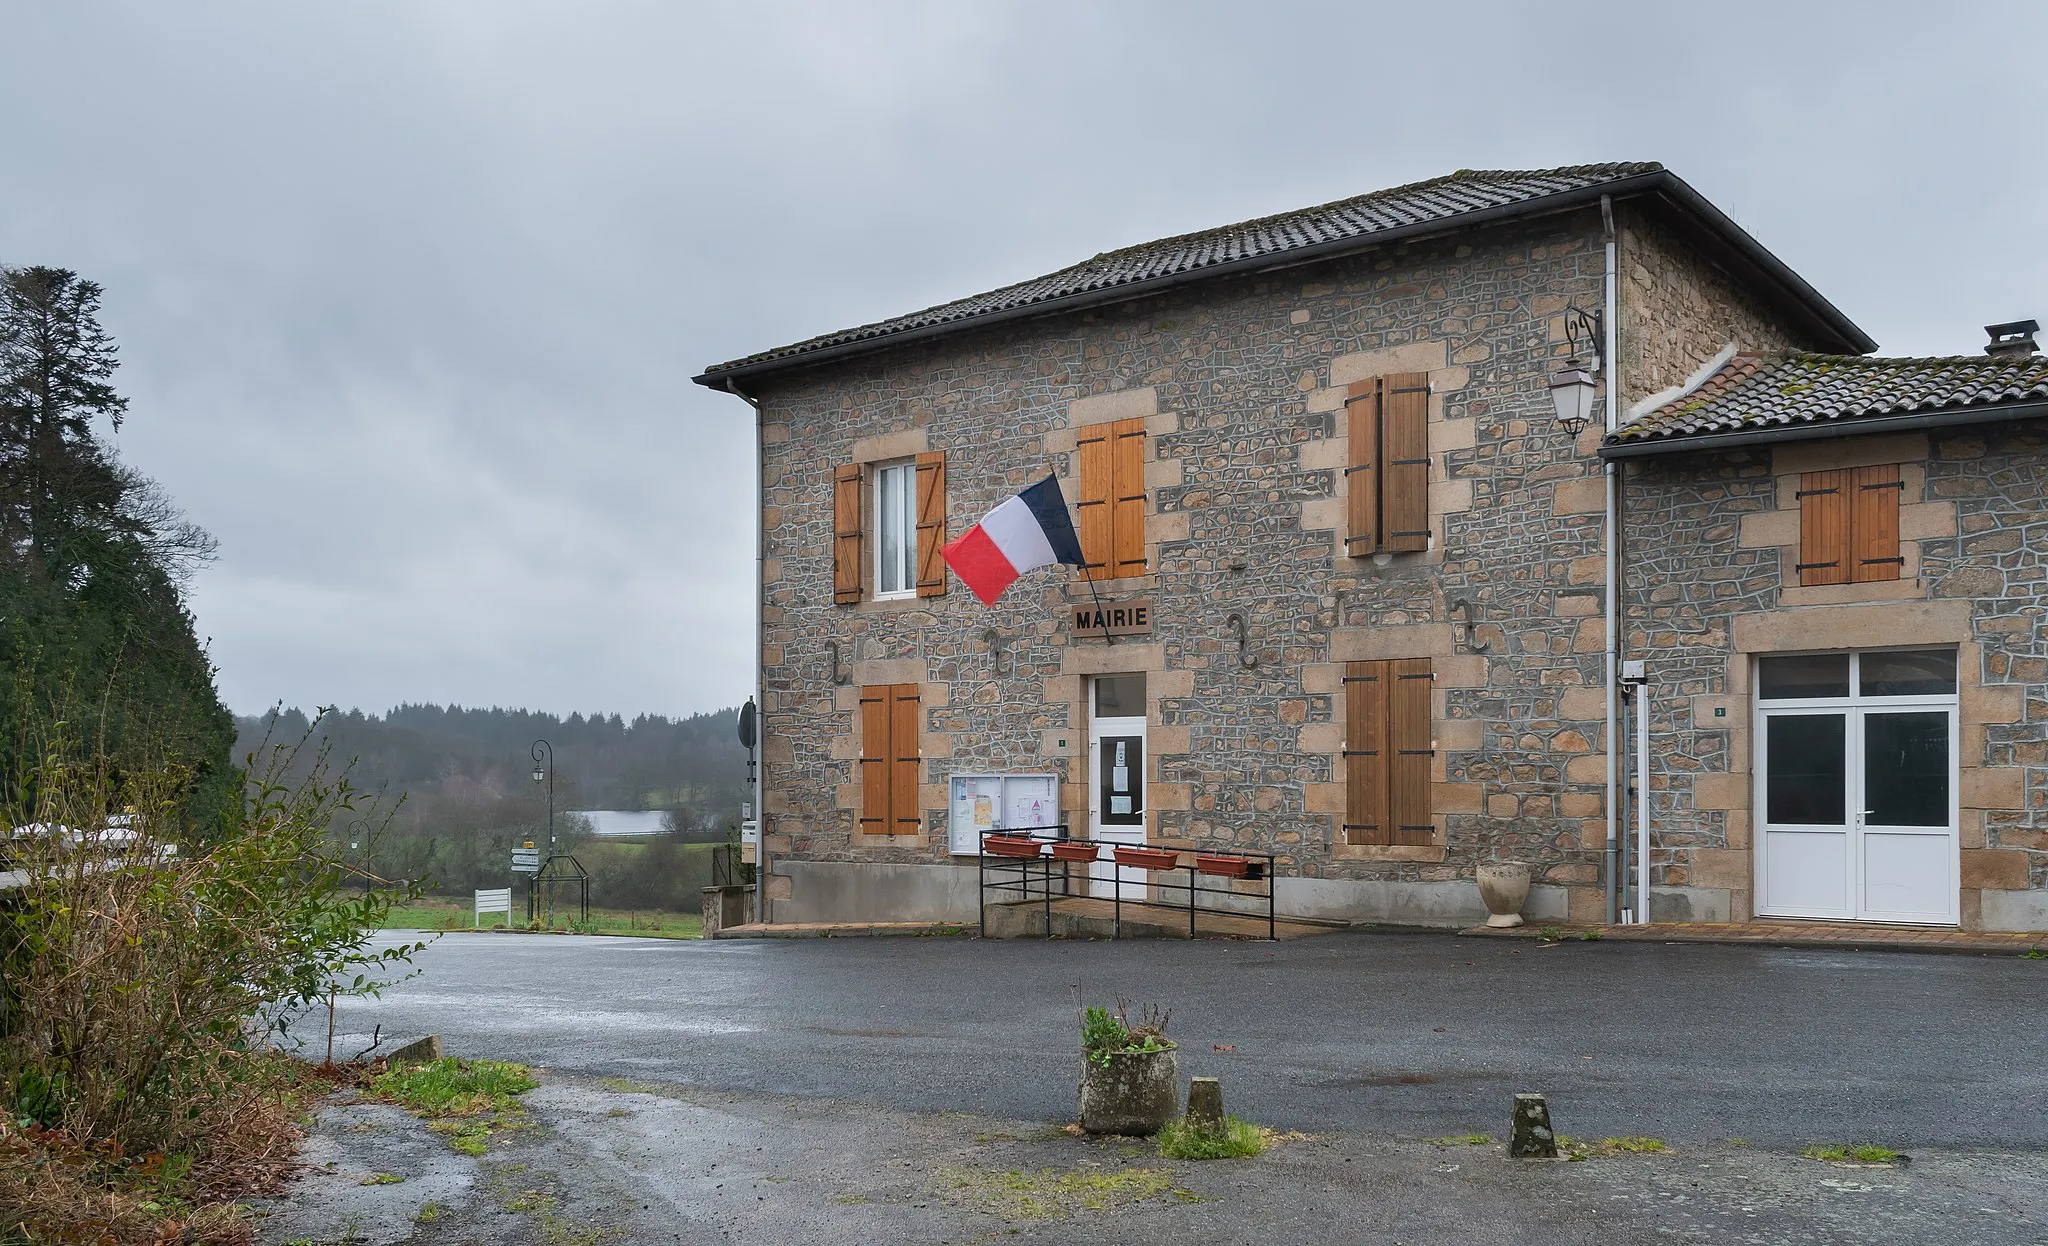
0,265,236,832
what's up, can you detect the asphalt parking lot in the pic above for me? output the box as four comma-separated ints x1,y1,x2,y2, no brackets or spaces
333,929,2048,1148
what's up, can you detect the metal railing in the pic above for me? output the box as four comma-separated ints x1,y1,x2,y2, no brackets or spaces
976,827,1277,940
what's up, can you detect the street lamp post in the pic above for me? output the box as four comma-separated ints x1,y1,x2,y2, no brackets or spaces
530,739,555,854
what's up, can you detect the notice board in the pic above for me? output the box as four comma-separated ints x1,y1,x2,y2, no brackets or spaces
948,773,1059,856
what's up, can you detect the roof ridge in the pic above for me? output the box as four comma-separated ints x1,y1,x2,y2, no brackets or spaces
1077,163,1663,265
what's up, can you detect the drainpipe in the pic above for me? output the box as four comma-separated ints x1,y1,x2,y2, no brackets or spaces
1601,195,1621,926
725,378,771,925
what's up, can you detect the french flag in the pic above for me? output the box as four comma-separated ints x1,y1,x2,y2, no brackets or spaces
941,475,1086,606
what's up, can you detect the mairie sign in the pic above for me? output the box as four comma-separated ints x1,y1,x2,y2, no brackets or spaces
1071,598,1153,639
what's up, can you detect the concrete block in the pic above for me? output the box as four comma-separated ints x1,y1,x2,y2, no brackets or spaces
1272,877,1567,928
1978,889,2048,933
777,860,983,923
386,1034,444,1067
1645,886,1731,923
1511,1093,1558,1159
1186,1077,1225,1134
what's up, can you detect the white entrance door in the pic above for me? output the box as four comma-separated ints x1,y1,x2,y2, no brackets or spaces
1757,650,1958,925
1086,674,1147,900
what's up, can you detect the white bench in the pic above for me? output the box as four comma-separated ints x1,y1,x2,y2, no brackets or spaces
475,887,513,928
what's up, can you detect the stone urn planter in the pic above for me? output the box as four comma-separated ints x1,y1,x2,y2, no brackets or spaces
1078,1043,1181,1135
1476,862,1532,928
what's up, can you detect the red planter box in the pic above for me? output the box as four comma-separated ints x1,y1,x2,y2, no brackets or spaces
985,836,1043,859
1113,846,1182,872
1050,841,1100,863
1195,853,1252,878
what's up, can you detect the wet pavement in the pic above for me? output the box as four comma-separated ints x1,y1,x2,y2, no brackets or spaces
258,1071,2048,1246
331,928,2048,1149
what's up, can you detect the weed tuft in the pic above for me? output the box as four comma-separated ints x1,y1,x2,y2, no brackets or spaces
1156,1116,1267,1160
1802,1142,1904,1165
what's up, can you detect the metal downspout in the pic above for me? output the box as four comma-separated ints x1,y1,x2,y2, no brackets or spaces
1601,195,1622,925
726,378,771,924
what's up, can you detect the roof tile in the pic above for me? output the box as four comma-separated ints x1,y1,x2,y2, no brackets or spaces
701,163,1663,377
1611,351,2048,445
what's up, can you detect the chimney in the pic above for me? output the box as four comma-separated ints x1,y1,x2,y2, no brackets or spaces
1985,319,2040,360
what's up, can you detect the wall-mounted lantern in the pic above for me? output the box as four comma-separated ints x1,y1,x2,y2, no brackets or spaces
1549,305,1603,437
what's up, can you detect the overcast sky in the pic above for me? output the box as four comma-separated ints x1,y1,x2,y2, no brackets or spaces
3,3,2042,720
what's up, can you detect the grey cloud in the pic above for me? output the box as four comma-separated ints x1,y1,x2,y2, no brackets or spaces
3,1,2041,715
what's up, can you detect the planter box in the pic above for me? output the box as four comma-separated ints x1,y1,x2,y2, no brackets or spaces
1112,846,1182,872
1194,853,1252,878
984,837,1044,859
1078,1045,1180,1135
1050,841,1100,863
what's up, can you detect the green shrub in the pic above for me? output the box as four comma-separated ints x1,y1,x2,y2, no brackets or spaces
1080,1000,1172,1069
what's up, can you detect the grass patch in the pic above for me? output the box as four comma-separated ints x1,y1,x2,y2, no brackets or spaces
416,1201,448,1223
1156,1116,1268,1160
1802,1142,1904,1165
379,900,703,939
1537,925,1565,942
1428,1133,1494,1147
361,1171,406,1185
1557,1134,1670,1161
935,1165,1195,1219
367,1057,537,1156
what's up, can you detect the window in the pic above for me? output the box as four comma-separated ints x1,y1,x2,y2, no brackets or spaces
858,683,921,834
832,452,947,604
1796,464,1902,586
1345,372,1431,555
1342,658,1434,845
1077,416,1146,580
874,461,917,597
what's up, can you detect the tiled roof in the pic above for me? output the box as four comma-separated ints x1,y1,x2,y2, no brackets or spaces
699,163,1666,379
1612,351,2048,446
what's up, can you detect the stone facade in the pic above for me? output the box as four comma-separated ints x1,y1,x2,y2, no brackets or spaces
747,202,1845,927
738,195,2042,932
1618,423,2048,930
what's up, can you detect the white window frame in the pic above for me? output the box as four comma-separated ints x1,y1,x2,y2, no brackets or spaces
872,459,917,600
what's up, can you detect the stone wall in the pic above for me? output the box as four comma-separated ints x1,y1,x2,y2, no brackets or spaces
1617,422,2048,929
1617,206,1822,408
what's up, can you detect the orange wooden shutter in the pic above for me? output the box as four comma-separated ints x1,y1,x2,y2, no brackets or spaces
1796,470,1849,587
1343,660,1388,845
915,451,947,597
858,685,891,832
1344,380,1380,556
1380,373,1431,553
1387,658,1435,845
1077,424,1111,578
1109,416,1147,577
1849,464,1903,583
889,684,922,833
834,464,864,604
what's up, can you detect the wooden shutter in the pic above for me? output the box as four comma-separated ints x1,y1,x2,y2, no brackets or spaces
1380,373,1431,553
858,683,921,835
834,464,864,604
1387,658,1435,845
1849,464,1903,583
858,685,891,832
1796,469,1849,586
889,683,922,833
1110,417,1147,578
1344,380,1380,556
1342,661,1388,845
1077,424,1111,577
914,451,947,597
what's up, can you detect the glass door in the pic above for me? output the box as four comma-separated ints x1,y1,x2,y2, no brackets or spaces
1756,650,1958,925
1086,675,1147,900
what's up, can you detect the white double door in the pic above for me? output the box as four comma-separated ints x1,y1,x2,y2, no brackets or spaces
1086,675,1148,901
1758,702,1957,925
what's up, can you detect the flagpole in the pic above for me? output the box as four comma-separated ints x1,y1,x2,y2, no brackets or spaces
1079,567,1115,646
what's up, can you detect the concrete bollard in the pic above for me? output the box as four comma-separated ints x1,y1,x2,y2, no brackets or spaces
386,1034,444,1067
1186,1077,1225,1134
1510,1093,1558,1158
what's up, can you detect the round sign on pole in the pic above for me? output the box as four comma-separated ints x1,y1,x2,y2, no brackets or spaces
737,698,757,750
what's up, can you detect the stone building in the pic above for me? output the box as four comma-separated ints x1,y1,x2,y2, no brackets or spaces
693,162,2048,933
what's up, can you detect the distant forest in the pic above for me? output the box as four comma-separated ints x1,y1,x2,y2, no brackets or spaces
235,703,750,906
